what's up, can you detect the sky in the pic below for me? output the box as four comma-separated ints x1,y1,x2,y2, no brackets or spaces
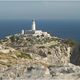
0,1,80,20
0,0,80,1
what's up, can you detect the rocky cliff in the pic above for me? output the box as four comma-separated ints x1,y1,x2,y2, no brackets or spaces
70,44,80,66
0,35,79,80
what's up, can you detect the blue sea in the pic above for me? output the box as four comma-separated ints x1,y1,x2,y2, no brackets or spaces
0,19,80,42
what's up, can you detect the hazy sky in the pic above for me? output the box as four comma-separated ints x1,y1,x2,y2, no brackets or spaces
0,1,80,20
0,0,80,1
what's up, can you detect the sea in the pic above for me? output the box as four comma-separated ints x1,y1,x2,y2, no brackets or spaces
0,19,80,42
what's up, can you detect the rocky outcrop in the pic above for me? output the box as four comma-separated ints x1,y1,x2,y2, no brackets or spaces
26,43,71,66
0,36,79,80
0,62,80,80
0,44,15,53
70,44,80,66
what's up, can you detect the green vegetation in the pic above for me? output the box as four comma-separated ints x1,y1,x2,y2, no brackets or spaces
63,39,76,47
49,45,55,48
16,52,32,59
0,61,11,67
39,46,45,48
10,35,16,42
0,40,2,44
9,35,19,42
8,35,60,48
48,51,51,55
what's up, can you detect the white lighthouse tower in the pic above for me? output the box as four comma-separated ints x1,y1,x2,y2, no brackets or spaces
21,29,24,35
32,20,36,31
21,20,51,37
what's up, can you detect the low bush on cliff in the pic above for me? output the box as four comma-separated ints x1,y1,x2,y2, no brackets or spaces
63,39,76,47
16,52,32,59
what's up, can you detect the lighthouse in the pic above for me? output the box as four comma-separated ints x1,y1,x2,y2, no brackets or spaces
32,20,36,31
21,20,51,37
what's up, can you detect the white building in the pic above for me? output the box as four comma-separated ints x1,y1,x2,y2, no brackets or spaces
21,20,51,37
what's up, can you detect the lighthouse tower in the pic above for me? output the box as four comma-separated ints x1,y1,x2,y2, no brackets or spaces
32,20,36,31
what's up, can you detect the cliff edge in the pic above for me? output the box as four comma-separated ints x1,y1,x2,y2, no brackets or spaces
0,35,79,80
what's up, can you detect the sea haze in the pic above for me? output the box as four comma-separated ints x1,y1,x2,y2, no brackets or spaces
0,19,80,41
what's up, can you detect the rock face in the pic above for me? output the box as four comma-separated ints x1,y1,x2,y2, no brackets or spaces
0,36,79,80
70,44,80,66
1,62,80,80
25,43,71,66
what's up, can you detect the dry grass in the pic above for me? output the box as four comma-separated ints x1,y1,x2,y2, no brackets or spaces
0,51,32,67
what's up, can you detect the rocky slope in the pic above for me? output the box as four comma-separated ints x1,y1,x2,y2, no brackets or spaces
0,35,79,80
70,44,80,66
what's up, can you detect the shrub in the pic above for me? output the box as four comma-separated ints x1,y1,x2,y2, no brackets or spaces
63,39,76,47
48,51,51,55
49,45,55,48
16,52,32,59
10,35,16,42
39,46,45,48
